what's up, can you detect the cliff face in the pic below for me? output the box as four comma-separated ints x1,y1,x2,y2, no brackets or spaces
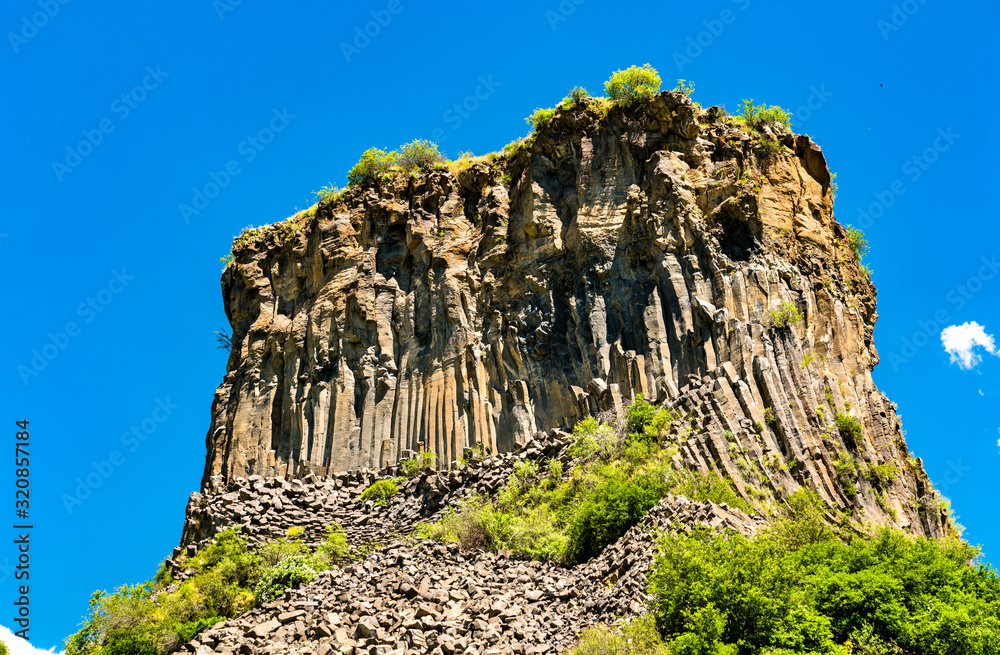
202,92,946,537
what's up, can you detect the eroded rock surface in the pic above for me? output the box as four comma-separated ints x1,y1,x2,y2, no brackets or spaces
200,91,945,537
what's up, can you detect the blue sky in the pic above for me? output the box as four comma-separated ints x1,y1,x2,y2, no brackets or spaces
2,0,998,649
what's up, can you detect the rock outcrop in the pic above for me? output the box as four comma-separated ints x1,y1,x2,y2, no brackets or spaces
200,90,945,537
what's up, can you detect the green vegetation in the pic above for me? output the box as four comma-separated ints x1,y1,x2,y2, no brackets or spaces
847,225,870,259
400,450,437,477
65,525,351,655
672,79,695,96
867,463,896,492
604,64,662,103
419,395,750,564
835,412,864,449
770,302,803,329
571,493,1000,654
313,184,344,205
738,98,793,133
764,407,777,428
526,106,558,130
397,139,444,172
347,147,397,186
0,640,8,655
360,479,400,505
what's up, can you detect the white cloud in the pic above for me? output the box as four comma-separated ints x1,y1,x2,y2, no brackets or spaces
941,322,997,369
0,626,61,655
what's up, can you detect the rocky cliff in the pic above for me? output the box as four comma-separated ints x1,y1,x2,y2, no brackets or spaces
202,91,945,537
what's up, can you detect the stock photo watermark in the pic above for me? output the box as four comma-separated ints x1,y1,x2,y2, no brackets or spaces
17,268,135,385
340,0,405,63
430,75,501,145
545,0,586,30
179,107,295,223
672,0,752,73
7,0,71,54
61,398,179,514
886,256,999,371
51,65,169,182
792,85,833,126
214,0,243,21
878,0,929,40
854,127,959,229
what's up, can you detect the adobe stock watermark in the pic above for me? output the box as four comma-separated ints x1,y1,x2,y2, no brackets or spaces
429,75,501,146
934,459,970,497
62,398,179,514
51,65,169,182
886,255,999,371
340,0,405,63
854,127,959,230
878,0,928,40
792,85,834,126
7,0,71,54
545,0,586,30
214,0,243,21
179,107,295,224
17,268,136,385
672,0,752,73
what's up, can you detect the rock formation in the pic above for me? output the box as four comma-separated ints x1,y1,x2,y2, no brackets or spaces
201,90,946,537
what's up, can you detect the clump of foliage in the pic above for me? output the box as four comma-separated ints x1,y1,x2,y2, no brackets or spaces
253,555,317,605
571,616,668,655
644,506,1000,655
764,407,778,428
347,147,398,186
526,106,558,130
559,86,591,109
65,524,351,655
847,225,870,260
397,139,444,172
770,302,804,329
400,451,437,477
419,395,751,565
360,479,400,505
868,463,896,493
739,98,793,133
313,184,344,205
835,412,864,449
604,64,662,103
672,79,695,95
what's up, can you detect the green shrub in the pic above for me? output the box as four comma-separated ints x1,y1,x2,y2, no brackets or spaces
672,472,750,513
258,537,309,568
649,521,1000,654
254,555,317,606
315,523,350,565
0,640,7,655
604,64,662,103
836,413,864,449
848,225,870,259
764,406,778,428
347,147,397,187
360,479,400,505
739,99,792,133
770,302,803,329
398,139,444,172
867,463,896,492
101,628,160,655
564,469,672,564
174,617,224,645
313,184,344,205
526,106,558,129
569,616,669,655
672,79,695,96
400,450,437,477
568,416,621,462
565,86,590,107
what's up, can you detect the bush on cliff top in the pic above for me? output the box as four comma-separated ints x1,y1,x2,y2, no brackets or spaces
605,64,662,103
347,147,398,187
